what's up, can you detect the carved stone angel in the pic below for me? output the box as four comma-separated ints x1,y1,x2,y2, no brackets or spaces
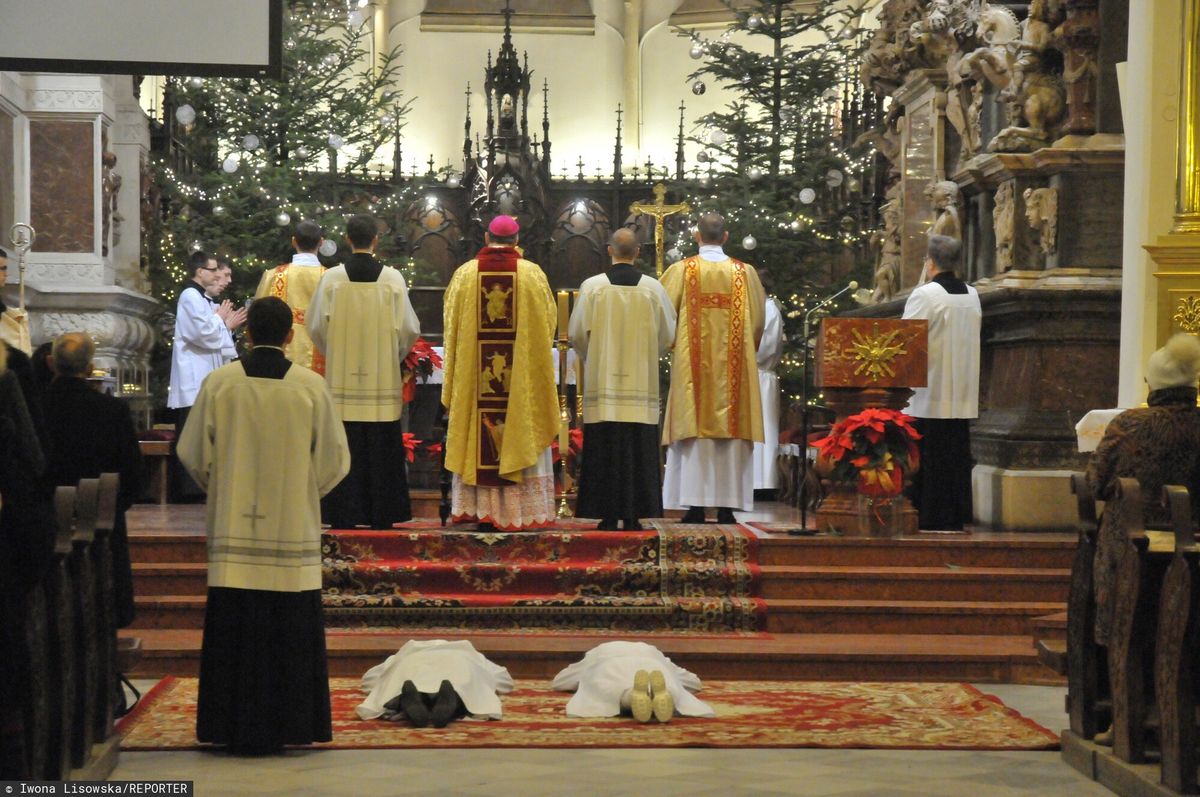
926,180,962,240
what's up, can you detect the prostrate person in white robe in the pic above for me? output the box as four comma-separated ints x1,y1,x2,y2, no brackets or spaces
901,234,981,531
569,228,676,530
308,214,421,529
552,641,714,723
753,296,784,493
357,640,514,728
178,296,350,754
168,250,246,501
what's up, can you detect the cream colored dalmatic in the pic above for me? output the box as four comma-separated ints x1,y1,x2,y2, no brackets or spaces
307,266,420,422
177,358,350,592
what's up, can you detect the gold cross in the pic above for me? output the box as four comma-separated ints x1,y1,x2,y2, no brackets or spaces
629,183,690,277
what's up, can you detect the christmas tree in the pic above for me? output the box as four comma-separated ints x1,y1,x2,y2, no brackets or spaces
676,0,881,402
150,0,415,306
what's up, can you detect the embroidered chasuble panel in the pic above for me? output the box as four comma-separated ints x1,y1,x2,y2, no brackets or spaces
266,264,327,374
477,263,519,486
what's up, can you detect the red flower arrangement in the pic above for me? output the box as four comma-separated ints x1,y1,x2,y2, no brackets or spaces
813,408,921,498
402,337,444,403
550,427,584,463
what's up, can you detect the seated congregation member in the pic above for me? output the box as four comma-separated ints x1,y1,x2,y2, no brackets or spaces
42,333,142,628
255,220,328,372
356,639,513,728
569,228,675,530
1087,332,1200,649
552,641,714,723
308,215,420,529
178,297,350,754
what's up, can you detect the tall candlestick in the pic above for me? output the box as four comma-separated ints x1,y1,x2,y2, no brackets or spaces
557,290,570,340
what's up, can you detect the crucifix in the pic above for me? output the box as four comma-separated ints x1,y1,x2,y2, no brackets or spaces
629,183,691,277
350,366,369,382
242,502,267,533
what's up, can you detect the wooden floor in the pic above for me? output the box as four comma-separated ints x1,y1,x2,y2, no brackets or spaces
121,499,1074,684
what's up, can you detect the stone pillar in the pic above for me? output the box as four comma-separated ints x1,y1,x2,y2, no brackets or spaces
0,72,157,422
623,0,642,156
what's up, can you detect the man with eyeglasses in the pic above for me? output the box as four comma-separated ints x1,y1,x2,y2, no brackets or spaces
167,250,246,500
0,247,32,355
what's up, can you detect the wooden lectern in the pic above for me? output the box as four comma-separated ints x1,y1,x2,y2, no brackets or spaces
814,318,929,536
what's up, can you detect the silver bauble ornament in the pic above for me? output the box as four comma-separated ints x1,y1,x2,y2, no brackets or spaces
445,173,461,188
295,145,311,159
710,129,727,145
188,77,203,89
697,150,711,164
825,169,844,187
798,187,816,204
175,104,196,126
348,9,366,27
747,166,764,180
847,178,861,192
691,80,707,96
318,239,338,257
221,155,239,174
241,134,260,152
212,205,226,217
274,211,291,227
284,38,297,50
747,13,763,29
666,248,683,262
379,113,394,127
322,54,337,68
689,43,704,59
742,234,758,250
327,133,345,149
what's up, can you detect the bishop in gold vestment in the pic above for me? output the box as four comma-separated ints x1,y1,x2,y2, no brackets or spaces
661,213,765,523
254,220,328,373
442,216,559,531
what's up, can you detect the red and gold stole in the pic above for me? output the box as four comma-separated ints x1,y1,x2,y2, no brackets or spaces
269,262,327,375
682,255,749,438
474,246,521,486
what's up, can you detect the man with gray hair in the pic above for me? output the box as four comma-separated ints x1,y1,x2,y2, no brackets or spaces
570,228,675,530
43,332,142,626
901,234,982,531
660,212,766,524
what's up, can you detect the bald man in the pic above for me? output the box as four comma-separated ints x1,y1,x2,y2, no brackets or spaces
569,229,676,530
43,332,142,627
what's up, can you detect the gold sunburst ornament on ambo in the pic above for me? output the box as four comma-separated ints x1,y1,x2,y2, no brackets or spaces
848,323,909,382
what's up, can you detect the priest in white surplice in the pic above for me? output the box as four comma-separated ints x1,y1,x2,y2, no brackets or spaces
570,229,676,530
552,641,714,722
357,640,514,728
661,213,766,525
901,234,981,531
308,214,420,529
178,296,350,754
753,296,784,493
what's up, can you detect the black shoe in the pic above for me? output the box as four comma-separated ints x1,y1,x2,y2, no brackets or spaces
597,518,619,531
430,680,461,728
399,680,431,728
622,519,644,531
679,507,706,524
716,508,737,525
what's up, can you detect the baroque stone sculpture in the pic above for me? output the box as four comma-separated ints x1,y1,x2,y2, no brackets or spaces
1023,186,1058,255
993,180,1016,271
871,196,903,303
926,180,962,240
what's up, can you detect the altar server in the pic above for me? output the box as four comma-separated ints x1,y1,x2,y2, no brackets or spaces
661,213,766,524
570,229,675,530
442,215,559,531
0,247,31,355
552,641,714,722
308,214,420,529
178,297,349,754
357,640,514,727
753,296,784,492
255,220,328,372
901,234,981,531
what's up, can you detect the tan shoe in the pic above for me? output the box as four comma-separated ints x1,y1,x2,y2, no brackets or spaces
648,670,673,722
630,670,653,722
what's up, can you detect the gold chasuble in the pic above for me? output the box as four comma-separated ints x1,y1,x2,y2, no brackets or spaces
0,308,32,356
255,261,326,373
661,255,766,445
442,246,558,486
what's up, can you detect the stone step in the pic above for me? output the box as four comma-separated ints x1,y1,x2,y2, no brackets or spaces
132,563,208,596
1028,610,1068,641
121,628,1059,684
762,598,1066,636
757,535,1075,569
759,564,1068,602
128,534,207,564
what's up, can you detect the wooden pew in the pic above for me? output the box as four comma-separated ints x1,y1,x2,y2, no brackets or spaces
1155,485,1200,794
1067,472,1109,739
68,479,100,769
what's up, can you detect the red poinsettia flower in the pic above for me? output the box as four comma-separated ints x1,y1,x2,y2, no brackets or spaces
425,441,444,461
402,433,422,463
815,407,922,493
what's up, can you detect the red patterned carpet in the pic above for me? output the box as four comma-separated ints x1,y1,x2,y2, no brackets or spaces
321,521,763,633
118,677,1059,751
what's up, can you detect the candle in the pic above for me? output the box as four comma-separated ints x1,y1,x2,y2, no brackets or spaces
557,290,570,341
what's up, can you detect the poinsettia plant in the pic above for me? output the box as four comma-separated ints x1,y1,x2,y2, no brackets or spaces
402,337,444,403
814,408,921,498
402,433,421,463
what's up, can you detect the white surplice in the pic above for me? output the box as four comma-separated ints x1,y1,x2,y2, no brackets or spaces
176,355,350,592
168,285,234,409
753,297,783,489
0,306,31,355
357,640,514,720
901,281,982,419
307,264,420,422
551,641,714,718
569,271,676,425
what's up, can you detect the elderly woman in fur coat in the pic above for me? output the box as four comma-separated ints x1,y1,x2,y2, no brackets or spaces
1087,333,1200,650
